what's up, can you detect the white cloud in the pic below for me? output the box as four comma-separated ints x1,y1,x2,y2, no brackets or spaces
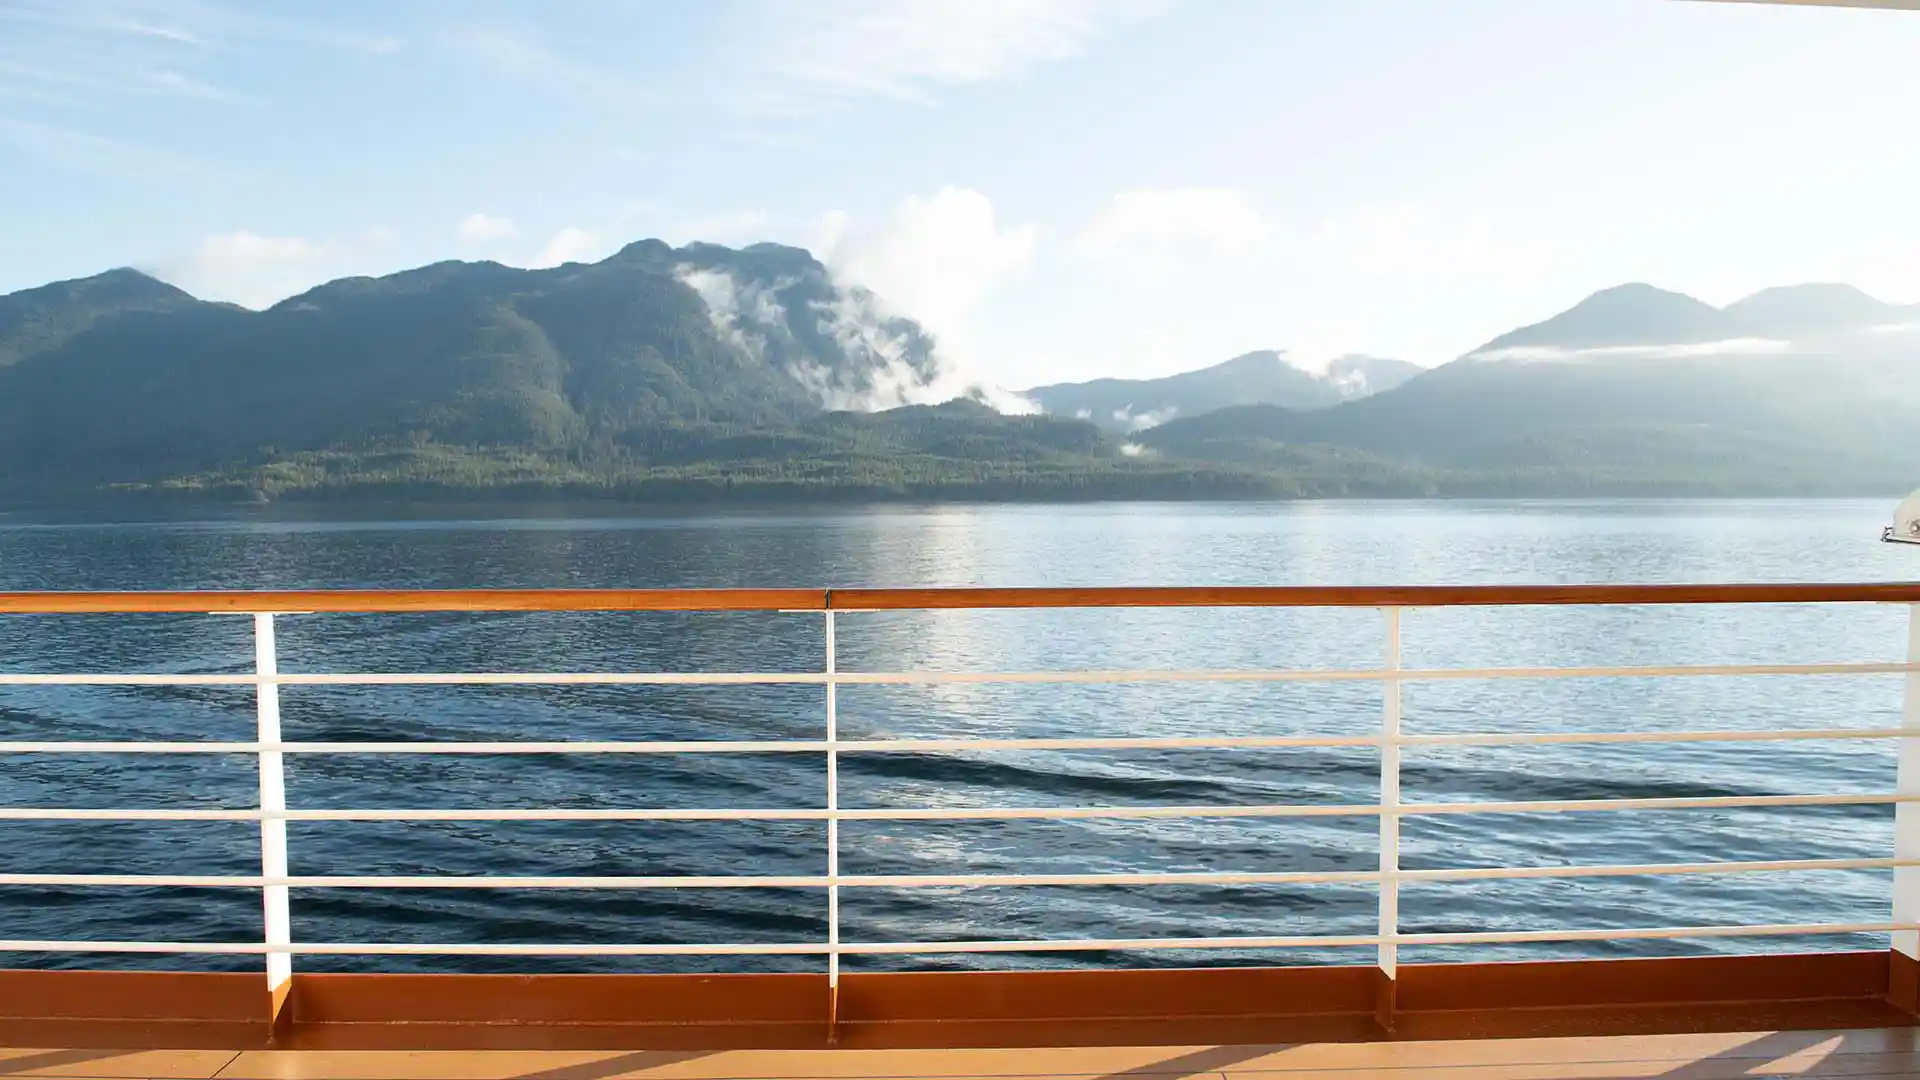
529,226,608,268
735,0,1167,111
446,25,635,102
1468,338,1794,364
814,186,1034,347
457,213,517,243
92,16,211,47
658,187,1043,413
1007,195,1541,381
675,243,1039,415
0,59,235,103
1316,204,1536,283
1111,405,1178,431
155,228,397,309
0,2,397,185
0,0,400,108
1074,189,1273,258
804,289,946,411
145,69,231,100
156,1,401,54
675,265,792,358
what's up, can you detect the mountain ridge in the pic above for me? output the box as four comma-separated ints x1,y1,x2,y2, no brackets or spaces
1469,281,1916,358
0,252,1913,504
1021,350,1421,431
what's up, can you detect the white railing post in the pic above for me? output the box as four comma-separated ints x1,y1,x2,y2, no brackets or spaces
1378,607,1402,1020
1896,604,1920,959
824,609,841,1003
253,613,293,1008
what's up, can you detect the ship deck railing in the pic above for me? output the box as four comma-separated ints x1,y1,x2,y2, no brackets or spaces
1,583,1919,1053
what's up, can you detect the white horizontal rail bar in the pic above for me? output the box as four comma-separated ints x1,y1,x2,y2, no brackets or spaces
6,857,1906,891
3,793,1904,823
0,940,831,956
0,740,830,755
843,870,1376,887
0,736,1380,755
0,870,1370,889
842,922,1920,955
7,922,1908,956
1402,727,1908,747
0,803,1379,822
0,807,838,821
2,730,1905,756
1406,792,1908,815
842,803,1382,820
0,672,828,686
1394,922,1916,947
842,934,1376,954
1399,856,1912,882
701,661,1920,683
0,659,1909,688
0,873,828,889
841,734,1383,752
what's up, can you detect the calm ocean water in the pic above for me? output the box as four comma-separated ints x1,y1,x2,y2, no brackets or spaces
0,498,1913,973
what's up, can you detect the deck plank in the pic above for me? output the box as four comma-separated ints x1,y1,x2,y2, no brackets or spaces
179,1030,1920,1080
0,1048,238,1078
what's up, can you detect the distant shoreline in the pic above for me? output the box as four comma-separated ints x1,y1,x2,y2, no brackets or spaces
1,483,1904,522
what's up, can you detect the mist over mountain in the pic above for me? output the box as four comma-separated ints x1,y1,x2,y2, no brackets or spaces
1467,281,1919,360
1142,281,1920,495
0,253,1912,504
1022,351,1420,431
1324,355,1424,397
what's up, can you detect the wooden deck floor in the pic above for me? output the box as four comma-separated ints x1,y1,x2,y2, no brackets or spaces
4,1029,1920,1079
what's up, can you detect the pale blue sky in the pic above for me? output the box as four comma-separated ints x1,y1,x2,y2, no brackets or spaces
2,0,1917,388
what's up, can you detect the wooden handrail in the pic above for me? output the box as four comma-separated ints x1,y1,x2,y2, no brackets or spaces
0,582,1919,614
832,583,1920,609
0,589,828,614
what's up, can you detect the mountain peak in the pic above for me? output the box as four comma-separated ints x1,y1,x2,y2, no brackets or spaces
1212,349,1286,374
1582,281,1694,302
4,267,195,306
613,238,674,261
1550,281,1721,325
1471,283,1724,356
1733,282,1879,306
1,267,203,368
1020,348,1418,431
1722,282,1896,336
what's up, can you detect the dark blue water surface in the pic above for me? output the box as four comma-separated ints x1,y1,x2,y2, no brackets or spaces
0,499,1911,974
